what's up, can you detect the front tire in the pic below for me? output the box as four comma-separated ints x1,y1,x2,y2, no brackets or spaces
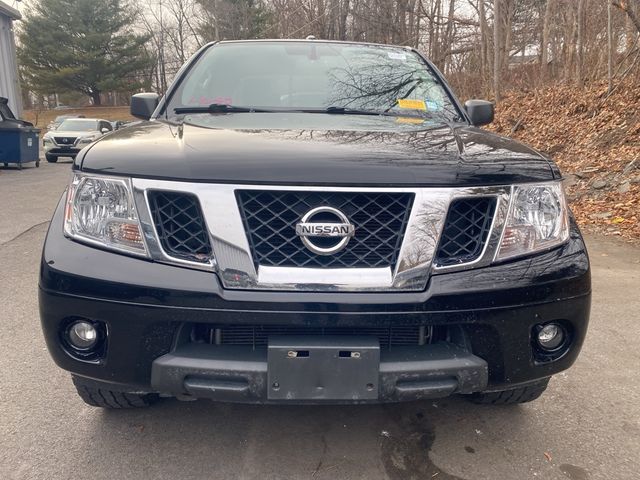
469,378,549,405
72,376,158,409
45,154,58,163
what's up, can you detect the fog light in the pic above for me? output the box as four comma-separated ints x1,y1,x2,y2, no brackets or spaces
67,320,98,350
536,323,565,351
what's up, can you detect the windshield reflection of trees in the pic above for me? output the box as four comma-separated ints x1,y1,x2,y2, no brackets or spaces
327,63,420,110
325,59,460,121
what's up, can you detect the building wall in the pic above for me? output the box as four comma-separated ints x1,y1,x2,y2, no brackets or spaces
0,12,22,117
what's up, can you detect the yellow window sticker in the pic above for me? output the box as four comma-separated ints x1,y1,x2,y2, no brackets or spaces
397,99,427,111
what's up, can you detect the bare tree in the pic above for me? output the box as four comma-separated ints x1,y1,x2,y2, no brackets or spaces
576,0,585,86
164,0,204,62
609,0,614,92
127,0,640,102
493,0,502,101
613,0,640,33
540,0,553,83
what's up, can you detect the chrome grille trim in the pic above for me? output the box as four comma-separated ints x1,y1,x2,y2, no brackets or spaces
53,136,78,146
131,180,512,292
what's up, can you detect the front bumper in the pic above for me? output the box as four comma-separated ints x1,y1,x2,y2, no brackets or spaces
151,341,488,403
43,144,82,156
39,196,591,403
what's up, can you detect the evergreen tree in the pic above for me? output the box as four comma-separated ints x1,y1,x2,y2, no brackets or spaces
18,0,151,105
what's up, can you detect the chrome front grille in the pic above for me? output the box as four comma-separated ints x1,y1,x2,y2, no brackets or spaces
132,179,512,292
54,136,77,145
236,190,414,269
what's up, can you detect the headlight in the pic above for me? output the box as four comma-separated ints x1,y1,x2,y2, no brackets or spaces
64,174,147,256
43,137,52,144
496,182,569,260
77,137,95,145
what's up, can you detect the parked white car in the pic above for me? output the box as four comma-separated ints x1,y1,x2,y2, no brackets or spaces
42,118,113,162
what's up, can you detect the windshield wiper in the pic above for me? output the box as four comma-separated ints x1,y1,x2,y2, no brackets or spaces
174,104,430,118
303,106,393,116
174,104,274,114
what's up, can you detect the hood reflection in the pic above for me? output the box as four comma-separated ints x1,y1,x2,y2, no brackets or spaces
83,114,555,186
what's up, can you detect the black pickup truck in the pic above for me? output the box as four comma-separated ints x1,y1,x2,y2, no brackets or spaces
39,40,590,408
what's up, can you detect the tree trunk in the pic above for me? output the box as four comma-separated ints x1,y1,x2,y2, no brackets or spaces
502,0,514,73
627,14,637,51
91,91,101,106
576,0,585,86
444,0,456,72
608,0,614,93
339,0,349,40
540,0,553,83
479,0,489,89
211,0,220,41
493,0,502,101
430,0,442,68
613,0,640,33
563,6,578,83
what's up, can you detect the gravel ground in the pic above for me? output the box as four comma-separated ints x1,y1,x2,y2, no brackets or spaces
1,160,639,480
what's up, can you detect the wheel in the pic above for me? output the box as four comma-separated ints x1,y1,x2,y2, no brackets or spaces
468,378,549,405
45,154,58,163
72,376,158,409
36,160,40,168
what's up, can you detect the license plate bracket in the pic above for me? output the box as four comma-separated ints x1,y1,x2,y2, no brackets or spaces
267,335,380,401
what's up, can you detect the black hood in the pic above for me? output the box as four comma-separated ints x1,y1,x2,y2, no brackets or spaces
80,113,556,186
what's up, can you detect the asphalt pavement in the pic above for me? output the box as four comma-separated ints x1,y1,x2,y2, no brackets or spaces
1,160,639,480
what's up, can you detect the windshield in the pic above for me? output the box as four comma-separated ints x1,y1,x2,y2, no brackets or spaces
166,41,461,121
58,119,98,131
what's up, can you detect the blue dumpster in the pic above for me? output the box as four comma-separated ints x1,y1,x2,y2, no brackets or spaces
0,97,40,169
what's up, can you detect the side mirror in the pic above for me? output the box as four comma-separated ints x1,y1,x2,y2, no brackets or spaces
131,93,160,120
100,128,109,134
464,100,494,127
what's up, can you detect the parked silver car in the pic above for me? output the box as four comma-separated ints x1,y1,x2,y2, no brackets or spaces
42,118,113,162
